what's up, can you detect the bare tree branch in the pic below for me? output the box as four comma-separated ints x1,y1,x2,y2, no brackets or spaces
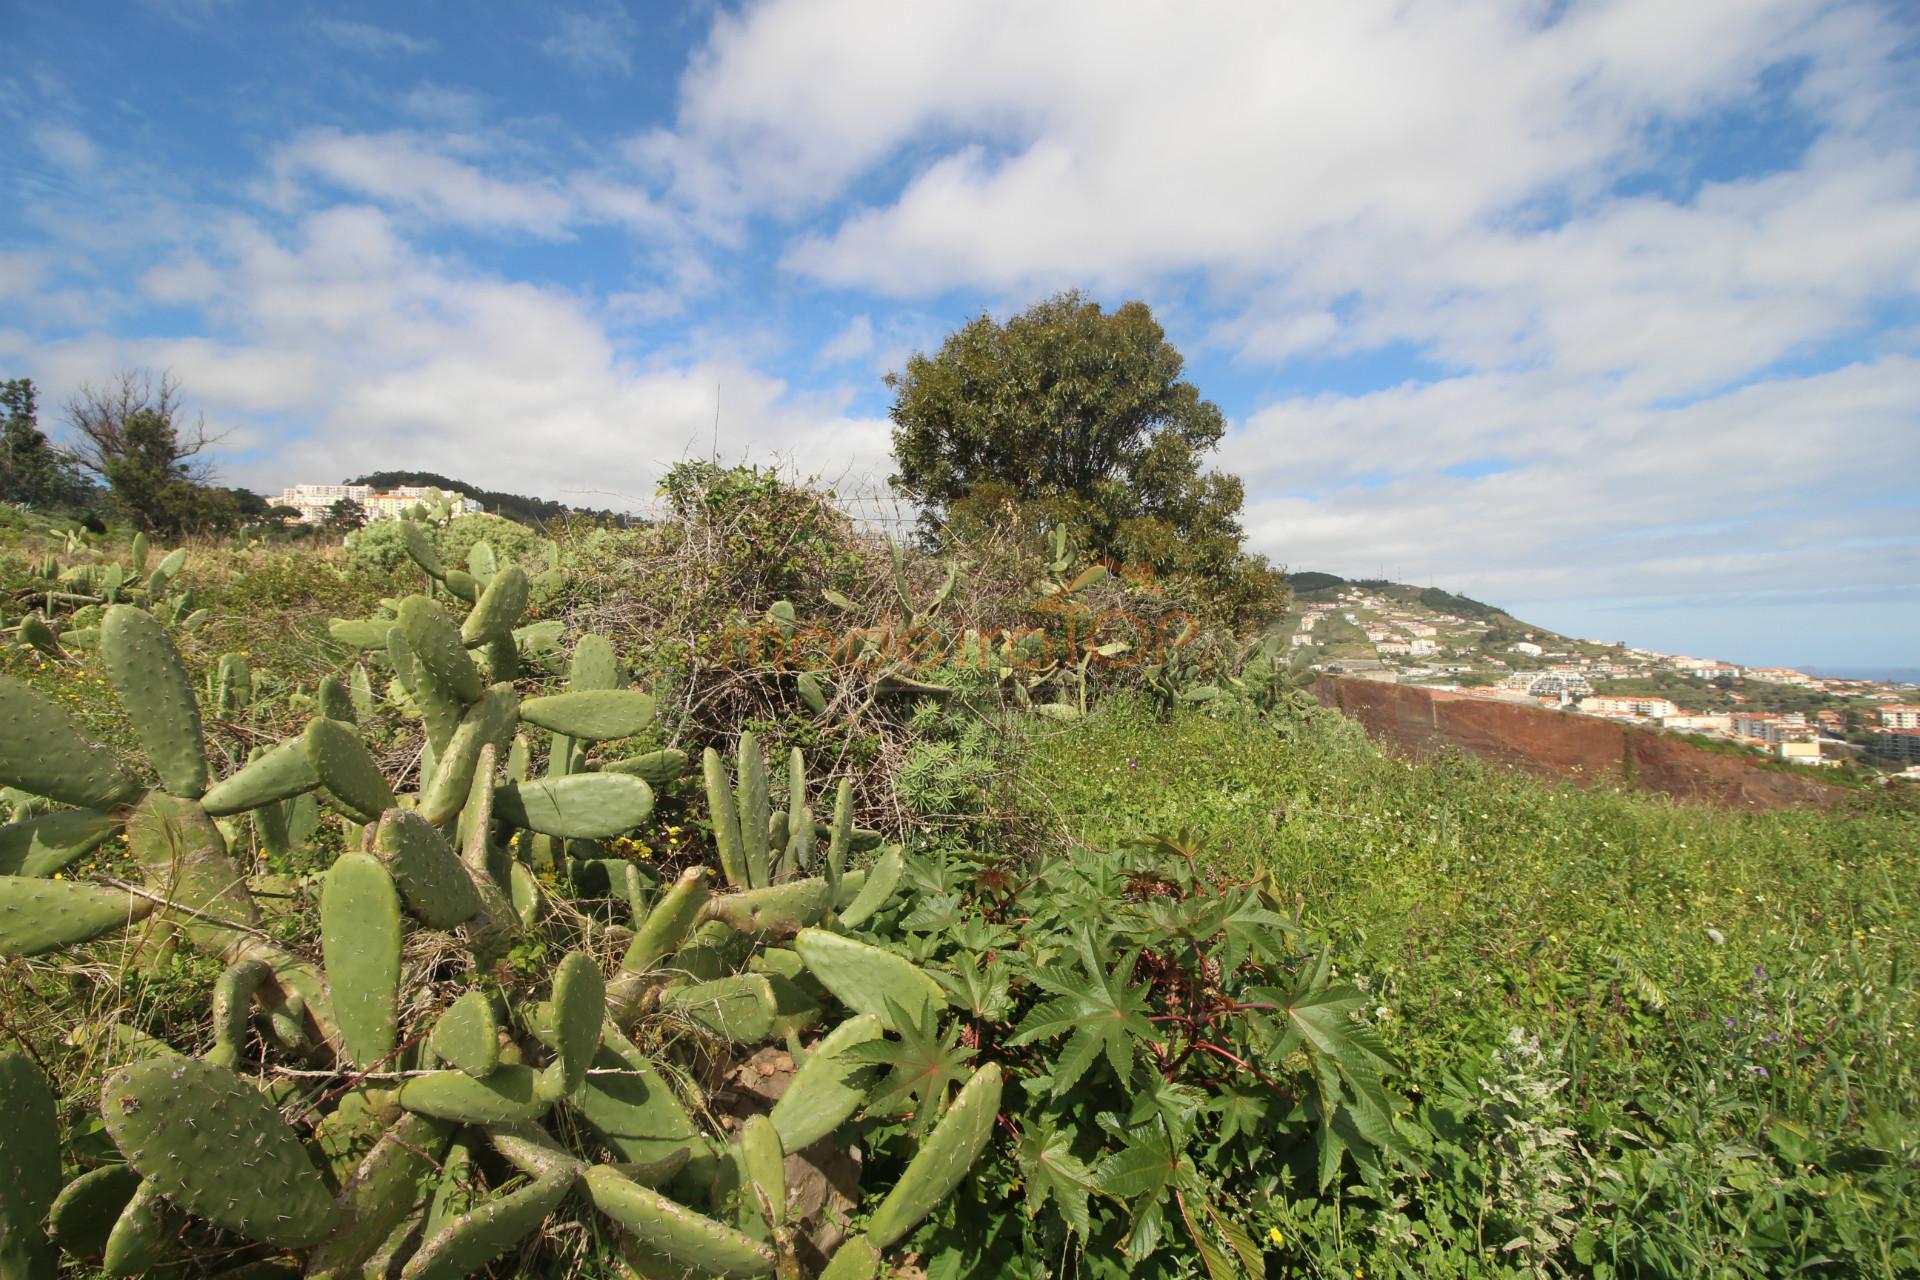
60,368,223,483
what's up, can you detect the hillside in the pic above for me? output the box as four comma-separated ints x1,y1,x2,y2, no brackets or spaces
0,498,1914,1280
345,470,631,526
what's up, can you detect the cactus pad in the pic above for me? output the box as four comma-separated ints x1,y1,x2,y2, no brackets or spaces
548,950,606,1099
200,736,319,817
569,1023,703,1167
492,773,653,839
0,1049,60,1279
769,1014,884,1152
0,677,141,810
602,747,688,785
618,865,712,978
568,633,622,690
837,846,903,928
429,991,501,1078
519,690,657,741
865,1062,1002,1249
701,878,833,936
47,1163,142,1259
818,1235,882,1280
100,604,209,799
398,1066,548,1124
419,686,519,825
321,852,402,1068
304,717,398,822
398,596,484,704
583,1165,776,1279
458,565,529,646
0,878,155,956
101,1056,337,1247
0,806,119,877
660,973,778,1043
375,809,483,929
793,928,948,1032
400,1164,575,1280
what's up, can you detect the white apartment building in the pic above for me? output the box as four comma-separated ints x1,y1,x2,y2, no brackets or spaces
1410,638,1441,656
1879,705,1920,730
276,484,372,523
1510,641,1544,657
275,484,483,525
1580,695,1679,719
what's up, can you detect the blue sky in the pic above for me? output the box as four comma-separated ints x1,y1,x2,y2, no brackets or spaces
3,0,1917,669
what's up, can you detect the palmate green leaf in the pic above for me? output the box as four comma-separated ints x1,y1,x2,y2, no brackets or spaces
1014,1118,1101,1239
898,891,964,933
933,958,1014,1022
1249,982,1397,1074
946,917,1015,954
1215,888,1297,972
1124,1073,1207,1146
1006,932,1153,1096
847,998,974,1131
1094,1123,1182,1262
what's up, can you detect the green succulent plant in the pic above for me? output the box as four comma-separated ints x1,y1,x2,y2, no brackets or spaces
0,525,998,1279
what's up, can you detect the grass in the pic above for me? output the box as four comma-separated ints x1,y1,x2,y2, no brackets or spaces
1022,697,1920,1274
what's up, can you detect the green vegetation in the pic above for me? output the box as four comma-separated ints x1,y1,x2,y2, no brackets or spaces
887,291,1287,629
2,466,1914,1275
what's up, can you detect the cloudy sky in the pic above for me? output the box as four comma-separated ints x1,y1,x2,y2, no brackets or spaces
4,1,1917,669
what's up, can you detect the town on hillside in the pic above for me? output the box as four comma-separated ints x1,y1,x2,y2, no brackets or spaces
1284,576,1920,780
274,483,485,525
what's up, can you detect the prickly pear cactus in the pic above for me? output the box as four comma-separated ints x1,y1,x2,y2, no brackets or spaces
0,536,997,1278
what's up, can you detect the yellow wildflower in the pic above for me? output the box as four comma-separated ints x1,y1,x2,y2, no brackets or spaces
1266,1227,1284,1247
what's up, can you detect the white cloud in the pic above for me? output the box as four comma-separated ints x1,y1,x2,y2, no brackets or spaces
271,130,577,236
30,123,96,175
817,315,875,366
12,206,893,506
311,18,435,57
542,3,641,77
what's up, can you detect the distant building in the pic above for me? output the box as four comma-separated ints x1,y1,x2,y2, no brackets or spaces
1530,672,1593,699
1679,661,1741,680
1661,713,1732,733
1879,706,1920,730
1875,729,1920,761
1778,740,1822,765
1745,667,1821,688
275,483,483,526
1580,695,1677,719
1731,712,1815,747
1510,641,1543,657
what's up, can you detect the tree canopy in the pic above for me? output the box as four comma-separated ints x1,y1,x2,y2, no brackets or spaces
886,292,1285,623
1,378,92,512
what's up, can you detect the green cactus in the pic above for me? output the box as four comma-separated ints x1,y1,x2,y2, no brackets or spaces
375,809,484,928
794,928,948,1032
865,1062,1003,1249
101,1178,172,1278
0,1049,60,1280
0,878,156,956
429,990,501,1078
584,1165,777,1279
322,852,403,1068
0,807,119,877
702,877,832,936
0,678,140,809
100,603,209,799
603,746,689,784
493,772,654,839
46,1164,142,1261
769,1013,884,1152
304,716,398,821
200,736,319,817
9,571,1003,1280
398,1067,547,1124
101,1056,337,1248
837,845,903,928
543,950,606,1100
401,1163,575,1280
519,688,657,740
